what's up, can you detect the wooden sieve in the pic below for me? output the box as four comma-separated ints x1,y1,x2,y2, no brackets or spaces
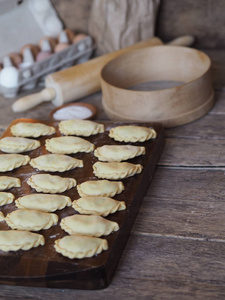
100,45,214,127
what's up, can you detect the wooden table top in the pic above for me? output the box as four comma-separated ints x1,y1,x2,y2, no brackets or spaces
0,49,225,299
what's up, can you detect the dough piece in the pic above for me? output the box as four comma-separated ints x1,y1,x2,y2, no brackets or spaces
93,162,143,179
0,154,30,172
94,145,146,162
27,174,76,193
0,192,14,206
109,125,157,142
0,176,21,191
11,122,56,137
0,137,40,153
0,230,45,251
54,235,108,259
60,214,119,237
72,196,126,216
77,180,124,197
15,194,72,212
30,154,83,172
45,136,95,154
6,209,58,231
0,212,4,222
59,120,104,136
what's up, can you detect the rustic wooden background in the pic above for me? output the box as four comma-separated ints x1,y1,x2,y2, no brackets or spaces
0,48,224,299
0,1,225,299
52,0,225,49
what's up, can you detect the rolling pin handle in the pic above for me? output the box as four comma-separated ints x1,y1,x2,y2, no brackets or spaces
41,87,56,101
12,88,56,112
168,35,195,47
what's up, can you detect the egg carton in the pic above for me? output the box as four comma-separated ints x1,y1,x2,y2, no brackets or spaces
0,0,94,98
0,36,94,98
0,0,64,61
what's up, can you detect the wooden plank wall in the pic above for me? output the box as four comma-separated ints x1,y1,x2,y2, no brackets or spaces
156,0,225,48
52,0,225,49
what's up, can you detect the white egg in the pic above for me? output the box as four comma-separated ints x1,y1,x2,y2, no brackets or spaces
0,57,18,88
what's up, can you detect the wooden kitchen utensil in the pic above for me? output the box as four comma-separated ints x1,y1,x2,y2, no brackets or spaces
101,45,214,127
12,36,194,112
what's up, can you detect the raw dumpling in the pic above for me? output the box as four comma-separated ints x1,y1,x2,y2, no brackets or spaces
11,122,56,137
60,214,119,237
94,145,145,162
15,194,72,212
54,234,108,259
0,176,21,191
59,119,104,136
0,137,40,153
45,136,95,154
0,212,4,222
0,230,44,251
0,192,14,206
93,161,143,179
72,196,126,216
27,174,76,193
109,125,157,142
77,180,124,197
6,209,58,231
0,154,30,172
30,154,83,172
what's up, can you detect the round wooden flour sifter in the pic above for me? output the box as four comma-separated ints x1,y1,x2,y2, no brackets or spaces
100,45,214,127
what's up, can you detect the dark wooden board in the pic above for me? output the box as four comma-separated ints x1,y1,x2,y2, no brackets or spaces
0,118,164,290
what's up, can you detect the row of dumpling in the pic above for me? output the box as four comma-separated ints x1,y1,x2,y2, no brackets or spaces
0,121,88,254
0,121,71,253
0,120,157,180
52,121,157,259
0,122,57,253
0,181,123,256
0,119,156,255
0,119,157,185
52,120,157,259
0,120,157,257
0,120,96,256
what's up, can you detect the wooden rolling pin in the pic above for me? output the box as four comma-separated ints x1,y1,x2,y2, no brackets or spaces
12,35,194,112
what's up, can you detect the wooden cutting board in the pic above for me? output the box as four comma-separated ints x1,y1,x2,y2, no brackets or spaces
0,118,164,289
